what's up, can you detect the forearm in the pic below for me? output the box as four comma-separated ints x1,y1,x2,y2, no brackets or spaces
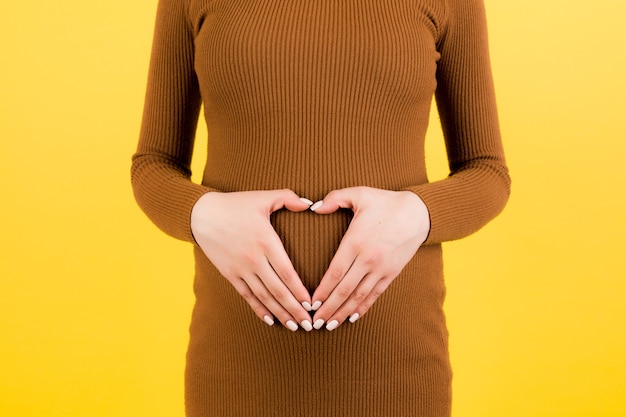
406,156,510,245
131,153,216,242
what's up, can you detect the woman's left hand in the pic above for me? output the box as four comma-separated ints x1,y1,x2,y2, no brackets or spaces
309,186,430,331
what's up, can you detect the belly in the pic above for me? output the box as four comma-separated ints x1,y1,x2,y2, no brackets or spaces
271,208,352,291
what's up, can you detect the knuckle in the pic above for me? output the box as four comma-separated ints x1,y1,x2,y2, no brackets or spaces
344,240,360,253
352,289,368,303
336,285,353,299
380,276,394,287
363,251,382,265
276,267,297,284
241,290,255,303
260,235,280,251
329,268,344,283
256,290,273,303
271,287,288,302
369,288,384,301
257,239,269,251
242,251,259,266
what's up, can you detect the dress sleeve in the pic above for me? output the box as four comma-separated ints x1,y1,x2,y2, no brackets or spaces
406,0,511,245
131,0,216,242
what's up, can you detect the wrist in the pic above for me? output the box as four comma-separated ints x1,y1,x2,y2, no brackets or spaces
400,191,431,243
190,192,221,242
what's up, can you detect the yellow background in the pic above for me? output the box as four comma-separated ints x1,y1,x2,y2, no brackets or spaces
1,0,625,416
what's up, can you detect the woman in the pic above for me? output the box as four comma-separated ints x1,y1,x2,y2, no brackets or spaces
131,0,510,415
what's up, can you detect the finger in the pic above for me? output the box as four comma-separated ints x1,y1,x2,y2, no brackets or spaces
264,232,312,307
257,261,313,331
243,274,304,332
267,189,313,213
324,272,384,328
310,187,360,214
229,276,276,327
349,276,394,324
312,255,370,328
310,238,359,308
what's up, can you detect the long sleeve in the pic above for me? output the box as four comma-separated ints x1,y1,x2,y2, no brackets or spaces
131,0,215,242
407,0,511,245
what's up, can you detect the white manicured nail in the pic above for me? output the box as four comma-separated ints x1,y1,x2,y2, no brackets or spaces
302,301,312,311
311,301,322,311
286,320,299,332
301,320,313,332
313,319,325,330
326,320,339,331
264,315,275,326
349,313,360,323
310,201,323,211
300,198,314,206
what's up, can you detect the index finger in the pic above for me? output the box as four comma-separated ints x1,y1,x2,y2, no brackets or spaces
263,230,312,308
311,238,359,308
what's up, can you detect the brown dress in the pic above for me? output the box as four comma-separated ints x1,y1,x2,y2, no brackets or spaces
131,0,510,415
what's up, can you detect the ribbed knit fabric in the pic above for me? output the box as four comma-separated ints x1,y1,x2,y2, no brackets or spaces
131,0,510,416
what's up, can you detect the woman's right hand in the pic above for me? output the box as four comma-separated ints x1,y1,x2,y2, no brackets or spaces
190,189,314,331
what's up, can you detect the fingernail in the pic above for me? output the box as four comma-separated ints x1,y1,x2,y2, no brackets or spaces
311,301,322,311
286,320,299,332
313,319,325,330
302,301,312,311
349,313,360,323
264,315,275,326
326,320,339,331
300,197,314,206
310,201,323,211
301,320,313,332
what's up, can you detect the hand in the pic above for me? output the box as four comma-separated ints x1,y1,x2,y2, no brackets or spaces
309,187,430,331
190,189,314,331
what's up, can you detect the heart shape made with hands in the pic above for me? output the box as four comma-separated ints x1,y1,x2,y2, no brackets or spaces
192,186,428,331
269,186,429,331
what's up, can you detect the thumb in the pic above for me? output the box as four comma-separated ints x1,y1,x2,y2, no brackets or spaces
268,189,313,213
310,188,358,214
